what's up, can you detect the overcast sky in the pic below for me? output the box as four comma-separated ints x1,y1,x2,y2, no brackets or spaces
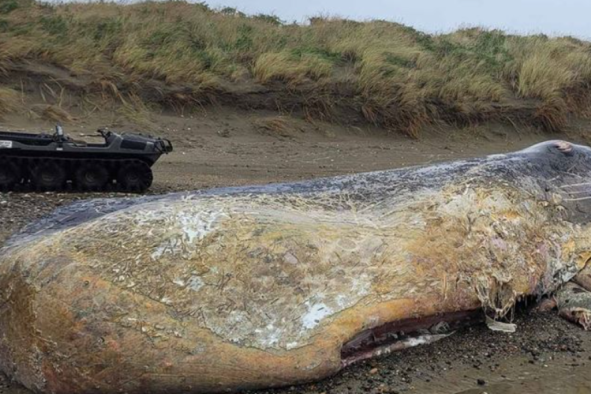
201,0,590,38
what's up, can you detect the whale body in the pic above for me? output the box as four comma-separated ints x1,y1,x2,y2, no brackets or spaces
1,141,591,393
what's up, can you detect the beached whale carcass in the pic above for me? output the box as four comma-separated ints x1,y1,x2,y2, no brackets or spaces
1,140,591,393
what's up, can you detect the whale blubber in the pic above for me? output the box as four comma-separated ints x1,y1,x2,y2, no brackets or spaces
557,283,591,330
574,263,591,291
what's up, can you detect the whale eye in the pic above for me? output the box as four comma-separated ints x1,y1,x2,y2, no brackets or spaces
553,141,574,155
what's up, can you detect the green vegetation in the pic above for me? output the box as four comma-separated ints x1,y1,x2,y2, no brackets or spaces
1,0,591,136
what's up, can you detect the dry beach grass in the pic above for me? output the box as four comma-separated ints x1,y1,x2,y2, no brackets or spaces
1,0,591,136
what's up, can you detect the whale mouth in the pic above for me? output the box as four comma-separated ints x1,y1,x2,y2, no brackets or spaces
340,310,482,367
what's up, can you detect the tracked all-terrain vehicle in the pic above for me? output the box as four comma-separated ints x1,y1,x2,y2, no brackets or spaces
0,126,172,193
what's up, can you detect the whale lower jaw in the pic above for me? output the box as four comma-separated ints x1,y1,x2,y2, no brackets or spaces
341,310,482,367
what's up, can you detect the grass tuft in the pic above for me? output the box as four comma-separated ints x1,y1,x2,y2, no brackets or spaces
254,116,302,138
0,88,20,116
39,105,74,123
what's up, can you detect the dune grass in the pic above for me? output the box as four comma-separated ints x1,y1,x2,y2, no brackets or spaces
0,87,20,115
1,0,591,135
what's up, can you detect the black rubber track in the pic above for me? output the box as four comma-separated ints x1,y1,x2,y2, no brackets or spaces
116,160,153,193
0,158,21,192
75,163,110,191
0,156,154,193
31,160,68,192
